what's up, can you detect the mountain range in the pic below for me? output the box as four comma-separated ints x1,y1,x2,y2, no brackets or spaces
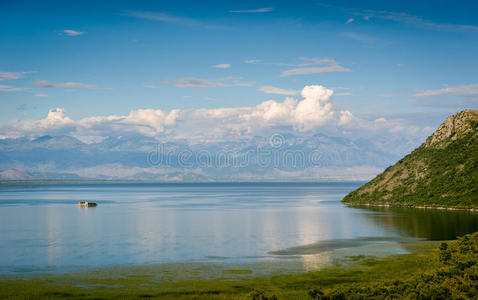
0,132,414,181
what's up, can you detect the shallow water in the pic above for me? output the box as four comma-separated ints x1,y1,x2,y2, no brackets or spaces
0,182,477,274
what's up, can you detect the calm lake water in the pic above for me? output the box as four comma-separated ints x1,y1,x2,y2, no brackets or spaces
0,182,477,274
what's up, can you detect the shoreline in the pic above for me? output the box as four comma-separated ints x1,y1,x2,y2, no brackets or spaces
342,202,478,212
0,240,440,299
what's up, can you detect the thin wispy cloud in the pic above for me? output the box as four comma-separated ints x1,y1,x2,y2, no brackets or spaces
335,92,352,96
127,11,224,29
34,94,48,97
259,86,299,96
211,64,231,69
339,32,376,43
63,29,84,36
0,85,30,92
163,77,253,88
415,83,478,97
255,57,339,68
317,2,478,32
280,58,351,77
281,65,351,77
143,84,158,89
33,80,111,90
244,59,259,64
352,8,478,32
0,71,34,81
229,7,273,13
346,18,354,24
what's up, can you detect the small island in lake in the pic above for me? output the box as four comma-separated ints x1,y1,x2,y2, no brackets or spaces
78,201,98,207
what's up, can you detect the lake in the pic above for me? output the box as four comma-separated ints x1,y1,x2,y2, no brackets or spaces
0,182,477,274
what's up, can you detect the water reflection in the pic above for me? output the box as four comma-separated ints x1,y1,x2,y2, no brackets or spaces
350,205,478,240
0,183,477,274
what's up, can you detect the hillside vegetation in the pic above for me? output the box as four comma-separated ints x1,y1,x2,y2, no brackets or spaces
342,110,478,209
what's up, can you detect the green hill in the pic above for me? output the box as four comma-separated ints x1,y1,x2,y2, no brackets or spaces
342,110,478,209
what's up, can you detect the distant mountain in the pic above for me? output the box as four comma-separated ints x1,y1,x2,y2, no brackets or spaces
342,110,478,209
0,169,32,180
0,131,412,181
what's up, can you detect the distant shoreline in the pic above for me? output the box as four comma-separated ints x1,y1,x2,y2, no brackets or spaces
0,180,367,185
343,202,478,212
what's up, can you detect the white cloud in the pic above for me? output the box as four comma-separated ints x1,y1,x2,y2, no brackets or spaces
281,65,351,77
0,85,30,92
279,58,350,77
195,85,335,132
339,32,376,43
163,76,253,88
229,7,273,13
34,94,48,97
259,86,299,96
1,85,428,147
415,83,478,97
33,80,111,90
127,11,224,29
335,92,352,96
346,18,355,24
244,59,259,64
211,63,231,69
353,8,478,32
4,108,180,139
0,71,22,81
63,30,84,36
144,84,158,89
338,110,356,125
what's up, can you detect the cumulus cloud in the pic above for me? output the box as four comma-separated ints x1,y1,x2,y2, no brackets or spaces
1,85,426,146
3,108,180,139
0,85,30,92
229,7,273,13
33,80,111,90
259,86,299,95
195,85,335,132
63,30,84,36
414,83,478,97
163,76,253,88
211,64,231,69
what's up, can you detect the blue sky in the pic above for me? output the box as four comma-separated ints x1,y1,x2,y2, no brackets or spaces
0,0,477,140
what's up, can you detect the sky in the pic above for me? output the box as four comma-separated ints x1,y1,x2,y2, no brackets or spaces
0,0,477,144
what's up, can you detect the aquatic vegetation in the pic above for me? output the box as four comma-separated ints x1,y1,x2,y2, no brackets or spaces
309,232,478,299
0,239,447,299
